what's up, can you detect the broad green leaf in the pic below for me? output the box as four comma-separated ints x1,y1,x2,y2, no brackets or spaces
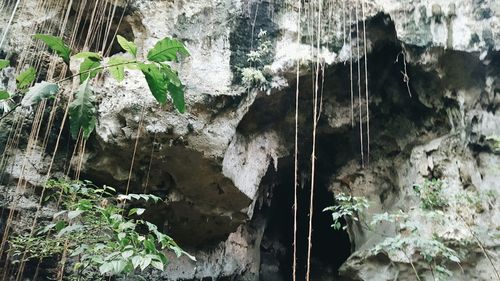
139,256,152,271
20,81,58,107
16,67,36,89
151,260,164,271
0,59,9,70
131,255,142,269
121,250,134,259
108,56,130,82
139,63,168,104
33,34,72,64
118,232,126,240
147,37,189,63
99,262,113,274
73,51,101,60
143,239,155,252
55,220,66,231
449,255,460,263
161,64,181,86
117,35,137,57
111,260,127,274
167,83,185,113
0,90,9,100
129,208,145,216
68,78,96,139
79,57,102,84
56,224,84,237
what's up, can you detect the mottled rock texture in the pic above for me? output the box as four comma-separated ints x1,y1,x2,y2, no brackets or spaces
0,0,499,280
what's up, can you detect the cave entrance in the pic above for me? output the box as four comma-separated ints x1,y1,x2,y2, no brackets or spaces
260,156,352,281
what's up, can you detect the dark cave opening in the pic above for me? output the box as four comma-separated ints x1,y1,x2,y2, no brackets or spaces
260,153,353,281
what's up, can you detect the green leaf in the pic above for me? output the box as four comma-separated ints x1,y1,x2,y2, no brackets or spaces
139,256,152,271
20,81,58,107
161,64,181,86
121,250,134,259
68,78,96,139
139,63,168,104
143,239,156,252
151,260,164,271
147,37,189,63
56,224,84,237
167,82,185,113
108,56,131,82
117,35,138,57
0,59,10,70
16,67,36,89
79,57,101,84
131,255,142,269
0,90,9,100
33,34,72,64
448,255,460,263
99,262,113,274
73,51,101,60
129,208,145,216
111,260,128,274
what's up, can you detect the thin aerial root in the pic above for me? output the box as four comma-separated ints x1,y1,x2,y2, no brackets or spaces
362,0,370,164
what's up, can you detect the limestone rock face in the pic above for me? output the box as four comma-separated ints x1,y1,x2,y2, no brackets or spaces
0,0,499,280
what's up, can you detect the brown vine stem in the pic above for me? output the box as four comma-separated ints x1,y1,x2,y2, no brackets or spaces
292,1,301,281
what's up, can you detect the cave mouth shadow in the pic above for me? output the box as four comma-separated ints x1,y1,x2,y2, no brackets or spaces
259,156,352,281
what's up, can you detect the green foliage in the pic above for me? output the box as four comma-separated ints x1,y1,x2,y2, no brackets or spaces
9,179,194,280
371,211,461,281
139,63,169,104
117,35,138,58
108,56,130,82
323,193,369,230
20,81,59,107
30,33,189,138
413,179,448,210
68,78,96,139
33,34,72,64
324,178,496,280
0,59,10,70
147,37,189,63
79,57,102,83
16,67,36,90
0,90,9,100
240,30,275,92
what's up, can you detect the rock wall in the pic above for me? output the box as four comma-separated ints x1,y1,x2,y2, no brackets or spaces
0,0,499,280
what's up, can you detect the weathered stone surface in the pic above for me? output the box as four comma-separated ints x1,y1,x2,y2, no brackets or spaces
0,0,499,280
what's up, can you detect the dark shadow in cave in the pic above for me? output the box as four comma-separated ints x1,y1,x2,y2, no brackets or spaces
259,153,353,281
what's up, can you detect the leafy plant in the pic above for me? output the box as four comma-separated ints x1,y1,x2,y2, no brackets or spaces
240,30,278,93
9,179,194,280
370,208,466,281
323,192,369,230
413,179,448,210
30,33,190,138
0,60,39,112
